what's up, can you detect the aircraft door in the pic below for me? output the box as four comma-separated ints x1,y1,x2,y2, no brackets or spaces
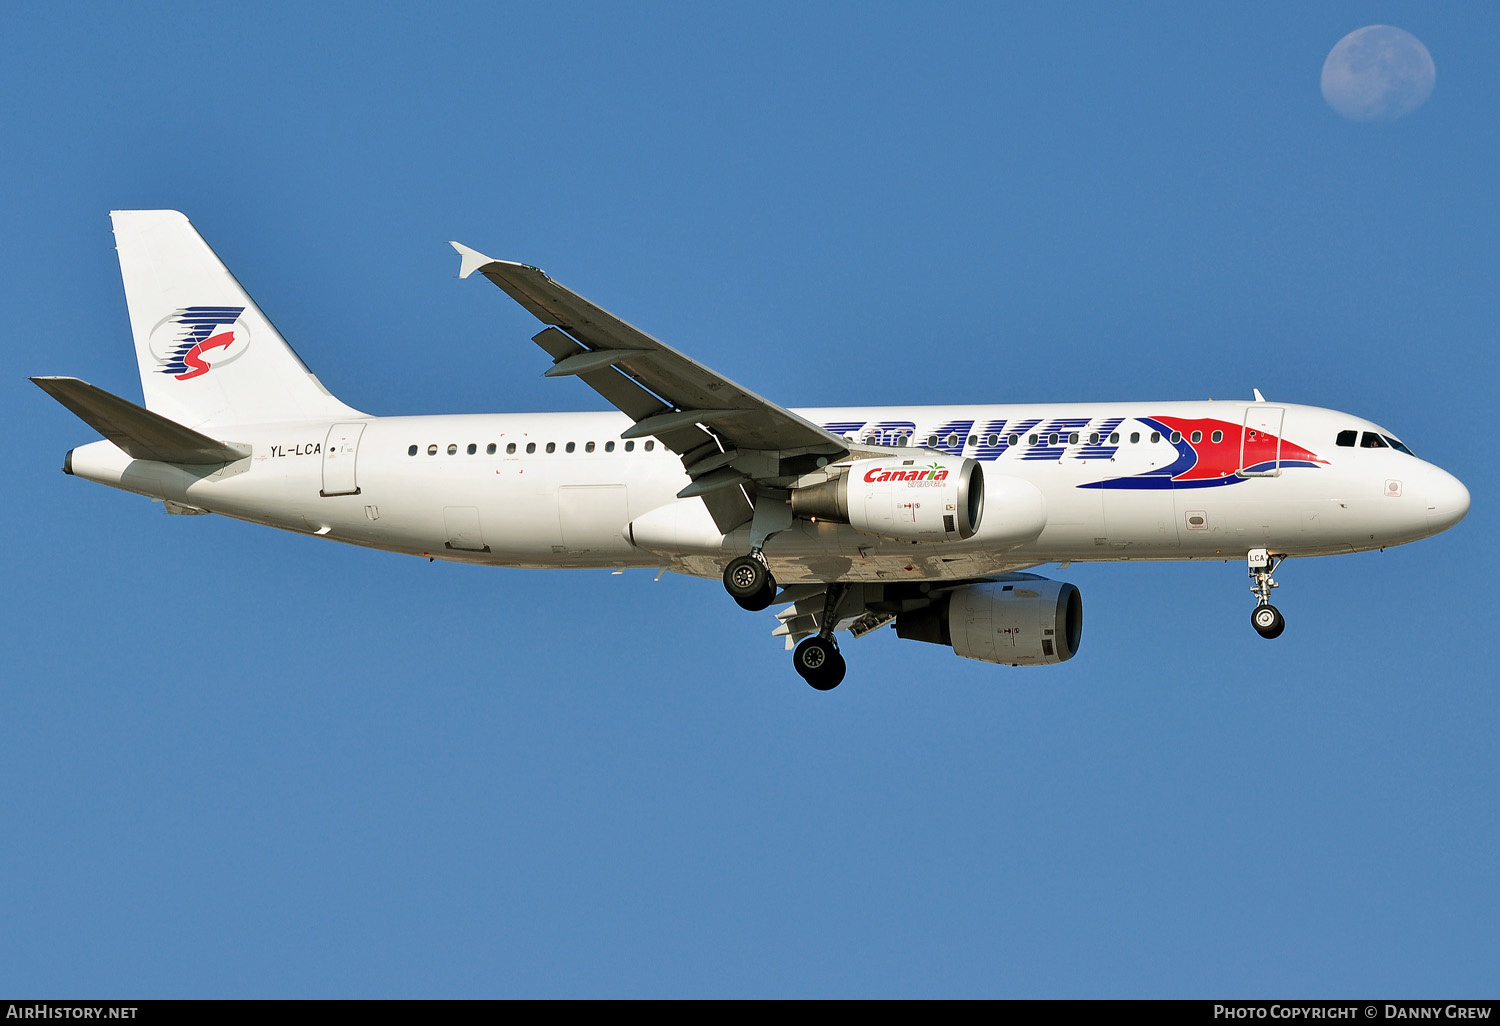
321,422,366,496
558,484,632,556
1239,407,1284,478
444,506,489,552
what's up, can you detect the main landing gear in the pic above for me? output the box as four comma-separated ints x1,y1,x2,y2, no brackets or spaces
794,635,845,691
722,498,847,690
723,555,847,689
723,554,848,690
723,552,776,611
792,583,849,690
722,496,793,612
1248,548,1286,639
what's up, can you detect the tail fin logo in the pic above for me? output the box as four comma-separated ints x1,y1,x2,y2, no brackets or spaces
148,307,249,380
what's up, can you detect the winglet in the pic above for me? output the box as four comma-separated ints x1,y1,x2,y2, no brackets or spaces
449,241,495,280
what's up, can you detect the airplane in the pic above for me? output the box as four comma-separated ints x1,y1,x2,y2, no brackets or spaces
33,210,1470,690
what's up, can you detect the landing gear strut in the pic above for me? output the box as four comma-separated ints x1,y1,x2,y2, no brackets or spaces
723,552,776,611
1248,548,1286,639
723,495,793,612
793,584,848,690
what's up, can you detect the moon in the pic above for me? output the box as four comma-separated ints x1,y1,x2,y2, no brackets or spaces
1321,25,1435,122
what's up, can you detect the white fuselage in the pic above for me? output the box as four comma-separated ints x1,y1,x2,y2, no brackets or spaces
64,400,1470,584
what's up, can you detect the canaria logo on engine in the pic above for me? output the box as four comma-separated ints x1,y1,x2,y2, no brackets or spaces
863,462,951,483
147,306,249,380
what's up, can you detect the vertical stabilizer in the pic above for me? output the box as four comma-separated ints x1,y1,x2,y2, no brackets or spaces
111,210,362,427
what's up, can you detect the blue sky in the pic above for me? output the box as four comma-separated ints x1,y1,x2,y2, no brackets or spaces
2,2,1495,997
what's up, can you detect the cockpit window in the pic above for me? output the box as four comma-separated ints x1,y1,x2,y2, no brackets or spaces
1383,435,1415,456
1360,432,1388,449
1336,430,1357,447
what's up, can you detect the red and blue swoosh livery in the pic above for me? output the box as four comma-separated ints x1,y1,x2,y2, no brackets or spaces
156,306,245,380
1082,416,1326,490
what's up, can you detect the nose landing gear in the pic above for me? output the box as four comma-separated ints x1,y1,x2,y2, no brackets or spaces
1251,603,1285,638
1248,547,1286,639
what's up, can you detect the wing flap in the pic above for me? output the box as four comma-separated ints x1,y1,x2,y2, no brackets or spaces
532,327,719,454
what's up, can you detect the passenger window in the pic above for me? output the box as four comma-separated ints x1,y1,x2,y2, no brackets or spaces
1069,432,1079,445
645,441,655,451
927,435,938,447
1211,430,1223,443
506,443,516,454
946,434,958,447
988,434,999,446
896,435,907,447
1048,433,1058,445
1109,433,1119,444
1130,432,1140,444
546,442,556,454
968,435,977,446
526,442,536,454
1150,431,1160,443
566,442,576,453
605,441,615,452
1089,433,1099,445
1336,430,1357,447
1169,431,1181,443
585,441,595,452
447,444,458,455
1361,432,1388,449
1008,434,1018,446
625,441,635,452
1029,434,1038,445
467,443,477,455
487,443,496,455
408,445,418,456
427,444,438,455
1190,431,1202,443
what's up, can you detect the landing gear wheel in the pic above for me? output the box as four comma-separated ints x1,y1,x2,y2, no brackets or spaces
1251,604,1285,639
733,577,777,611
794,636,846,691
724,555,776,611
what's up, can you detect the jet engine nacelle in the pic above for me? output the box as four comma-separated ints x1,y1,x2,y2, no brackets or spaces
790,456,984,542
895,576,1082,666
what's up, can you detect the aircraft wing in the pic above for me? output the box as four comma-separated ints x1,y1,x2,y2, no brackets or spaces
452,244,850,531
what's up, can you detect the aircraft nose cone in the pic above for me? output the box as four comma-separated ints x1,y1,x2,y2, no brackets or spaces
1425,468,1470,534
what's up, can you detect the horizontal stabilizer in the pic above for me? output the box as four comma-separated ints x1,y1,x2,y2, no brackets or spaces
31,376,251,464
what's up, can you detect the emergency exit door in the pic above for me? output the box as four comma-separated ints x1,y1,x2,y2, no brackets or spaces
321,423,366,496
